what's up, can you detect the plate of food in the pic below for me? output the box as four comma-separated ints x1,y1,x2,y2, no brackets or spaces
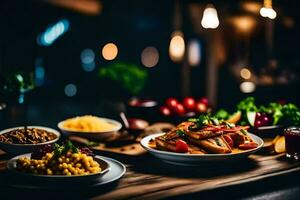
6,141,110,183
6,141,126,188
141,115,264,165
58,115,122,141
0,126,60,155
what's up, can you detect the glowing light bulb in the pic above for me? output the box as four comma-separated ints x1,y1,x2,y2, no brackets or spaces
169,31,185,62
260,0,277,19
102,43,118,60
188,40,201,66
201,4,219,29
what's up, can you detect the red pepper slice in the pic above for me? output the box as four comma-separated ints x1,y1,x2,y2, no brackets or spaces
238,142,258,150
223,135,234,148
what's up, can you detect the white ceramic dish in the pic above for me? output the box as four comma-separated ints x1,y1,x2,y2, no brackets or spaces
7,154,110,183
141,132,264,166
58,117,122,141
0,126,60,155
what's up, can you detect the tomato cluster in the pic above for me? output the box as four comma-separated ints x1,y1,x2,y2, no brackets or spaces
159,97,209,117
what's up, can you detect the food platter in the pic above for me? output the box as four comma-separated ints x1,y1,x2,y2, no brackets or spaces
141,132,264,165
6,155,126,189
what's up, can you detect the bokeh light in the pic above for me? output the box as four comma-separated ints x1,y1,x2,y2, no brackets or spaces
81,48,96,72
240,68,252,79
64,83,77,97
102,43,118,60
141,46,159,67
34,58,45,87
188,40,201,66
240,81,256,93
169,31,185,62
37,19,70,46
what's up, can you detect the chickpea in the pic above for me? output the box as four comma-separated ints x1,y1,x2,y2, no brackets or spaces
62,163,68,169
66,152,72,157
75,163,82,168
63,169,69,175
47,169,53,175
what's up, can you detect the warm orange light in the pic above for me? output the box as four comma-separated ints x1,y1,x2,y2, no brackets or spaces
229,16,256,34
169,31,185,62
102,43,118,61
242,2,261,14
240,68,251,79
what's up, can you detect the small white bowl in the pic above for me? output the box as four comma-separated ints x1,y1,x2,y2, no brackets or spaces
58,117,122,141
0,126,60,155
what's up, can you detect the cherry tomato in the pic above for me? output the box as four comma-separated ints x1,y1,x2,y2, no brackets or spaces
238,142,258,150
254,120,262,127
198,97,209,106
223,135,234,148
159,106,171,116
256,112,262,118
174,103,186,116
261,116,269,125
165,98,179,110
182,97,196,111
195,102,207,113
175,139,189,153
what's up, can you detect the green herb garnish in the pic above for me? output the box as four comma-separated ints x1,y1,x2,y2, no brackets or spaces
176,129,185,137
241,129,248,135
53,141,79,158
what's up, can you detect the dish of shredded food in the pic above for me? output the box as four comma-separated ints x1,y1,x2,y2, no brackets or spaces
0,128,58,144
149,115,259,154
61,115,117,132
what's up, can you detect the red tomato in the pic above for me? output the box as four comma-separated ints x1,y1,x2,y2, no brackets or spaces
182,97,196,110
198,97,209,106
159,106,171,116
238,142,258,150
195,102,207,113
175,139,189,153
165,98,179,110
223,135,234,148
174,103,186,116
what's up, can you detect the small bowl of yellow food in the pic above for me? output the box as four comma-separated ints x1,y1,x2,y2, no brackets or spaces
58,115,122,141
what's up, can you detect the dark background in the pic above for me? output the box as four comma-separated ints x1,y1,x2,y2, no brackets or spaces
0,0,299,111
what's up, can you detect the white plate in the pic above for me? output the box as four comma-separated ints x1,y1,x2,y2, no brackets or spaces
58,117,122,141
0,126,60,155
140,132,264,166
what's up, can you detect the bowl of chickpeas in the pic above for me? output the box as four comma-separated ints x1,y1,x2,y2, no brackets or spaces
7,150,110,183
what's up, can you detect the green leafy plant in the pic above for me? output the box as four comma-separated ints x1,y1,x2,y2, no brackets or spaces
99,62,148,95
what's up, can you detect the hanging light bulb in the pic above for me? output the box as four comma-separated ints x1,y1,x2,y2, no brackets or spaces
201,4,219,29
169,31,185,62
260,0,277,19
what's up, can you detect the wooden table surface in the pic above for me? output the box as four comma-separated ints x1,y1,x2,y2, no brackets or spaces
1,149,300,200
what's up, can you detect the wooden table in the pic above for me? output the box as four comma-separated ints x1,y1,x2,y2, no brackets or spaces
1,149,300,200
